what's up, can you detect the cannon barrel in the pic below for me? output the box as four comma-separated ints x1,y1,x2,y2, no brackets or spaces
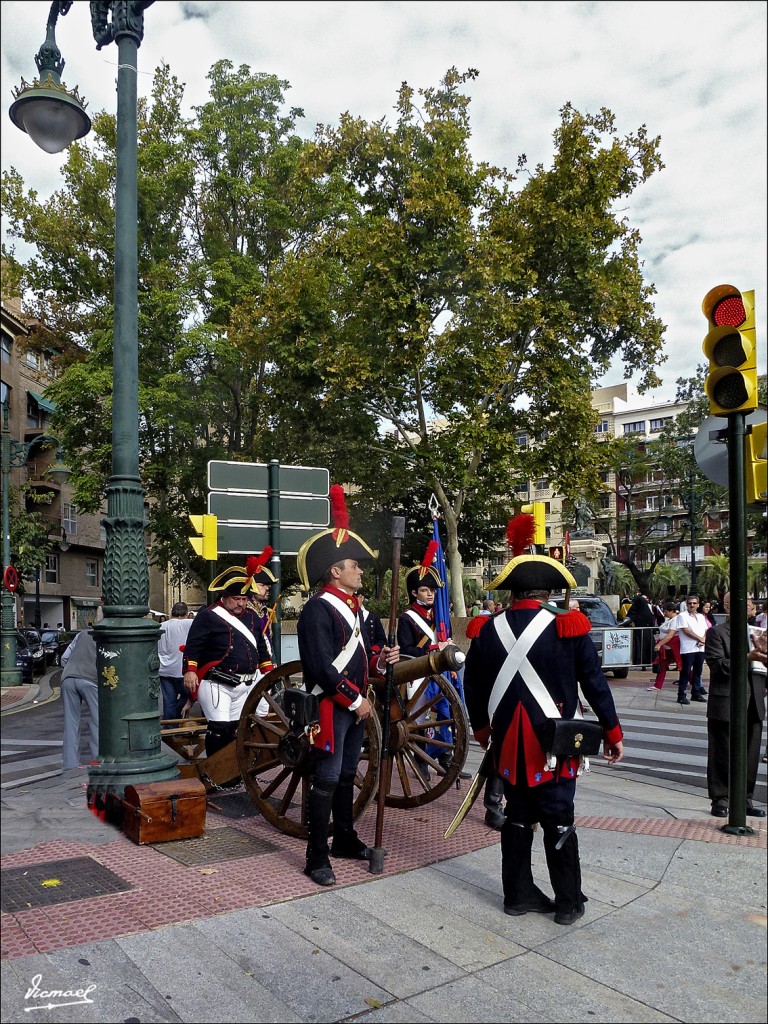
391,644,465,686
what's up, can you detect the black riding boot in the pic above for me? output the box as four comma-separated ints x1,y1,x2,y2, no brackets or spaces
205,722,231,758
543,825,587,925
501,821,556,916
330,773,371,860
304,780,337,886
484,774,506,830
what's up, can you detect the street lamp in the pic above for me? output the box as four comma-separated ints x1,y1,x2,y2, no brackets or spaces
9,1,178,802
1,403,71,685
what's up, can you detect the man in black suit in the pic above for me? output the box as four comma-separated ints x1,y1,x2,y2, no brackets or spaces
704,593,766,819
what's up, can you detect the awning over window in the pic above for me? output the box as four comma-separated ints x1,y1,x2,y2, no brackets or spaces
28,391,57,414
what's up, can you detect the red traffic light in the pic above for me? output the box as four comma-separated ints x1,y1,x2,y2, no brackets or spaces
711,294,747,328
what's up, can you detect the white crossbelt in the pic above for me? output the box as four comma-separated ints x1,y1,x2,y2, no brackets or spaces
402,609,437,698
212,604,261,650
319,592,366,674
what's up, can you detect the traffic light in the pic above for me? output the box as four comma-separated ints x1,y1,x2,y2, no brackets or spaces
746,420,767,506
548,546,565,562
520,502,546,546
702,285,758,416
188,514,218,560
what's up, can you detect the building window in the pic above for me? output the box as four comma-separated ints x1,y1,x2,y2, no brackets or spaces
1,332,10,364
25,350,40,370
516,433,528,448
534,478,549,491
623,421,646,435
599,494,611,509
44,553,59,584
649,416,673,432
594,420,610,434
646,496,663,511
86,560,98,587
62,504,77,535
26,395,44,429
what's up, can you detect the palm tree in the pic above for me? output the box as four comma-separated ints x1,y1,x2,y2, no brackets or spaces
696,554,730,602
648,563,690,602
747,559,767,600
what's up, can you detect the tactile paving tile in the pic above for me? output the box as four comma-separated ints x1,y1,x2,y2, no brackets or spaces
205,791,260,819
153,825,279,865
0,857,132,912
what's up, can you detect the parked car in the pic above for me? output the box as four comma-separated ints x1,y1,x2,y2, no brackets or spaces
553,595,630,679
39,628,70,667
16,630,46,677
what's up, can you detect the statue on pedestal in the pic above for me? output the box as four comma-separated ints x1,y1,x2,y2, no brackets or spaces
571,497,595,538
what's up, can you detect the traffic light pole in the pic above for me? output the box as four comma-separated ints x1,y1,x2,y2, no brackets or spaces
723,411,753,836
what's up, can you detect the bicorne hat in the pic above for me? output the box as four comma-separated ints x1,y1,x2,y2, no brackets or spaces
297,485,377,589
490,515,576,594
210,547,277,595
405,540,444,596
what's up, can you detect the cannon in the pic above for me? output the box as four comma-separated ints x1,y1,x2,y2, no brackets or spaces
161,645,469,838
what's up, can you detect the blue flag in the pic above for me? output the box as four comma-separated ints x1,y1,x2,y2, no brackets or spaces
431,515,452,643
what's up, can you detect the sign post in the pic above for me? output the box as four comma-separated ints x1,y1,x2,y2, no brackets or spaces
206,460,330,662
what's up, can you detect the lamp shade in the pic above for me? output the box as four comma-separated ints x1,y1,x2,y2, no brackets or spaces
10,80,91,154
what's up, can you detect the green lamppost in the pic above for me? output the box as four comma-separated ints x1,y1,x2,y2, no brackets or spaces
9,1,178,803
1,403,71,685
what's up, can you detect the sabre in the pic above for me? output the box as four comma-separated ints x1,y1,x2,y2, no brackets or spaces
444,741,494,838
369,514,405,874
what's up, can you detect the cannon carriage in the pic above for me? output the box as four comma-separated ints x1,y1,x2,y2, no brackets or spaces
160,646,469,838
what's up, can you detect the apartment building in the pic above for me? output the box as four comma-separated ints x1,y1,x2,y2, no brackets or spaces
1,298,105,629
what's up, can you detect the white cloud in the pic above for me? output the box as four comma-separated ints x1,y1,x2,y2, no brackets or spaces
2,0,765,400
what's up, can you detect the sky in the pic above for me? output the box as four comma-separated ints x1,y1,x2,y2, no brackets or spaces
1,0,766,403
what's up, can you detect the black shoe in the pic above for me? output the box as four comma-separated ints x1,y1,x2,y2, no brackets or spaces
504,894,556,916
691,695,707,702
677,696,691,705
711,801,728,818
485,808,506,831
746,805,767,818
699,689,708,696
331,839,372,861
303,864,337,886
554,905,585,926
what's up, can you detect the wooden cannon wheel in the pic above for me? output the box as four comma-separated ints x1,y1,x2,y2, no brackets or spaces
381,672,470,809
236,661,381,839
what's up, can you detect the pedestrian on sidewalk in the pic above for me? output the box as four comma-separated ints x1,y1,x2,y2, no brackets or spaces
296,485,399,886
673,595,709,705
626,593,655,670
648,601,681,691
463,513,624,926
704,593,766,818
59,628,99,770
158,602,193,720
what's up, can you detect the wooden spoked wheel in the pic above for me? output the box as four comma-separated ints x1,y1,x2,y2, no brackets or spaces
382,672,469,809
236,662,381,839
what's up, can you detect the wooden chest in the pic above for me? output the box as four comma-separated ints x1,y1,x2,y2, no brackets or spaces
121,778,207,845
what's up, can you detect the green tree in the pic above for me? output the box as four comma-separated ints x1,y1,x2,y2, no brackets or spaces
266,74,665,612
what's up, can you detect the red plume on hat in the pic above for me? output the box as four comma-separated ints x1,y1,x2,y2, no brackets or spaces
330,484,350,545
418,540,439,578
245,546,274,583
506,514,536,556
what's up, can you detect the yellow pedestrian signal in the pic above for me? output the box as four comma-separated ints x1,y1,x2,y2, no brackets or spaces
189,514,218,560
746,421,767,507
520,502,546,546
702,285,757,416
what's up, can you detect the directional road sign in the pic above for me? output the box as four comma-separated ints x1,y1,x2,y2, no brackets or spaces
208,492,329,527
216,523,321,556
208,461,329,496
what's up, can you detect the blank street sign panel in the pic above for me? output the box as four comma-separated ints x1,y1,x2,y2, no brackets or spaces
217,523,321,556
208,461,329,496
208,492,330,527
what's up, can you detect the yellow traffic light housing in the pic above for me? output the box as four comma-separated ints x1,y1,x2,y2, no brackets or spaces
189,514,218,560
702,285,757,416
521,502,546,546
746,421,767,507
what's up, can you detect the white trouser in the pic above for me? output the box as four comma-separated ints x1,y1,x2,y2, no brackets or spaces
197,678,252,723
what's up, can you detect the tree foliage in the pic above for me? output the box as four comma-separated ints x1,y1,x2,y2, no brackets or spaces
3,64,666,608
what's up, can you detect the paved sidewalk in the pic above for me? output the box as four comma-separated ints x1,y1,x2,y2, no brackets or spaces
1,674,766,1023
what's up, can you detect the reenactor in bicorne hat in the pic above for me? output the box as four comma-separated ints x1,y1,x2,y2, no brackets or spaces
397,542,461,781
182,556,276,758
297,486,399,886
244,545,278,662
463,514,624,925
